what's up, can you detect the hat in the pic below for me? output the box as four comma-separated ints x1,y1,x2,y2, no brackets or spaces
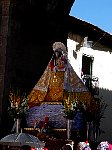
52,42,67,54
97,141,109,150
78,141,91,150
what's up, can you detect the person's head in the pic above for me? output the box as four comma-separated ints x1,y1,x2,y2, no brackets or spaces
77,141,91,150
97,141,109,150
62,144,72,150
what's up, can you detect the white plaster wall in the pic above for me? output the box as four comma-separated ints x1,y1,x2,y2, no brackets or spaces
67,38,82,78
67,38,112,142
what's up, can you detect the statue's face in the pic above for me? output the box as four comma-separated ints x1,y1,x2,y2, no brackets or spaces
55,51,59,58
55,50,62,59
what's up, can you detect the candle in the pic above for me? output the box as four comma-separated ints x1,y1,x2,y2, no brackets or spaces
11,102,13,107
70,103,74,110
15,102,18,108
68,96,70,104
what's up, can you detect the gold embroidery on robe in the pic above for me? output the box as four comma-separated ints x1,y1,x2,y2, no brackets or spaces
28,64,65,107
28,42,93,108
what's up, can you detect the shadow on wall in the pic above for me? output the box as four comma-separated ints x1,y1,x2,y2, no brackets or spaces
96,87,112,142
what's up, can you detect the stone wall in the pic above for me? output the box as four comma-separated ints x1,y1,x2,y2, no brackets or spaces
0,0,10,127
0,0,75,137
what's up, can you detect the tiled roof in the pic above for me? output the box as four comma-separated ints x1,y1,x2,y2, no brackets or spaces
68,16,112,51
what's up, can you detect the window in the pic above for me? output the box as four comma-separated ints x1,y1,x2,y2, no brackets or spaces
82,54,99,95
82,54,93,76
82,54,93,92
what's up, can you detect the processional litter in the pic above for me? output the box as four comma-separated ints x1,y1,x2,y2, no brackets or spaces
27,42,95,140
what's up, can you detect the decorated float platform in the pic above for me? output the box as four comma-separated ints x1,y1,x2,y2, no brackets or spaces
6,42,107,150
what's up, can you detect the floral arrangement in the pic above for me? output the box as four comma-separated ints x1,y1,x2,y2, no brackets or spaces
33,116,51,134
63,95,87,120
63,96,76,120
63,94,107,141
8,88,29,119
91,97,107,124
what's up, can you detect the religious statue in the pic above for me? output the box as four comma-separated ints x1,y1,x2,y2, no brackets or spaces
27,42,94,131
28,42,90,108
28,42,68,107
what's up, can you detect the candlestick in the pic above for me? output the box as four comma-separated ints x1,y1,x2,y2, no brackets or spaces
70,103,73,110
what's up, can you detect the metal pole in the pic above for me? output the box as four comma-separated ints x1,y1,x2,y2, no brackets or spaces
67,119,70,140
86,122,89,140
16,118,20,133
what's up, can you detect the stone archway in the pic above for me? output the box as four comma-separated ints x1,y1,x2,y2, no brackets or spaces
0,0,75,137
6,0,75,91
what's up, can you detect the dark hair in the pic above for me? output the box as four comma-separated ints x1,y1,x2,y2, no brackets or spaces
61,145,72,150
52,51,62,59
21,145,31,150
